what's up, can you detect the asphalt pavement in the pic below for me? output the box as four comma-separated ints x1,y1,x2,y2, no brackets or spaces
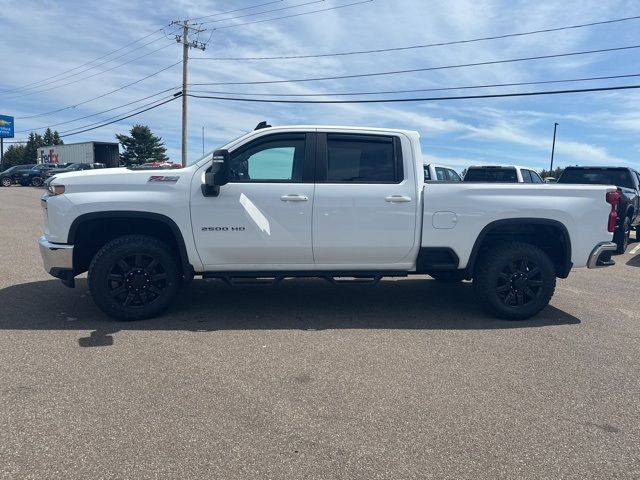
1,186,639,479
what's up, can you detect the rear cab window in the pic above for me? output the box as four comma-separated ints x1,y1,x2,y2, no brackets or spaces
463,167,519,182
558,168,635,189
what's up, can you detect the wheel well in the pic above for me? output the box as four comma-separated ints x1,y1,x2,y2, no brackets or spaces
468,220,572,278
71,215,189,276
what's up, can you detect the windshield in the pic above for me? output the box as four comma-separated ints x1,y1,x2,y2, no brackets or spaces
464,167,518,182
558,168,634,189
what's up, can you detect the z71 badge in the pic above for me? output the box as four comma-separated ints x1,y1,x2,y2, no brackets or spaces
147,176,179,184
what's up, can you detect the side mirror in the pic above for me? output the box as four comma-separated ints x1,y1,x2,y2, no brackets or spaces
202,149,230,197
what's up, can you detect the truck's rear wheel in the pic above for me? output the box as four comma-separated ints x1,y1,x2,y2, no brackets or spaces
614,217,630,253
31,176,43,187
473,242,556,320
88,235,180,320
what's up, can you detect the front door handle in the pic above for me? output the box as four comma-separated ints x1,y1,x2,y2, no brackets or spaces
280,194,309,202
385,195,412,203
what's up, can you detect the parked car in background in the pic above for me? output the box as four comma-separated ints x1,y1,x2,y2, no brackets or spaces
557,166,640,253
44,162,106,178
0,164,36,186
463,165,544,183
423,164,462,182
16,163,72,187
128,162,182,170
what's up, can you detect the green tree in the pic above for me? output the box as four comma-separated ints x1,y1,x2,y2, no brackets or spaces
43,128,54,146
52,130,63,145
1,144,28,169
24,132,46,163
116,125,169,166
539,167,565,180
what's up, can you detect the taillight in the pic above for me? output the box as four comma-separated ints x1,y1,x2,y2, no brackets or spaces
606,191,621,232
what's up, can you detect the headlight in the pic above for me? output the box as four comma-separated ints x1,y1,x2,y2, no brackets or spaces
47,185,65,195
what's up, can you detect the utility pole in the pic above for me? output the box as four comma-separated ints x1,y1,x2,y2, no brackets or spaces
549,122,559,172
172,20,206,167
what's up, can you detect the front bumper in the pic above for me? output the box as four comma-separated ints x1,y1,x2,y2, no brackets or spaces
38,236,75,287
587,242,617,268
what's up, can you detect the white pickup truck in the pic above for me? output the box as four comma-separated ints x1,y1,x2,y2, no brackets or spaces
39,125,620,321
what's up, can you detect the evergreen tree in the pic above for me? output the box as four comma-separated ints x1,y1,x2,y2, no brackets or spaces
43,128,55,146
2,144,28,169
24,132,46,163
539,167,565,180
116,124,169,166
52,130,64,145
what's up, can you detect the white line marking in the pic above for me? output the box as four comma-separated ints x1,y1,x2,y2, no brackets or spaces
629,243,640,255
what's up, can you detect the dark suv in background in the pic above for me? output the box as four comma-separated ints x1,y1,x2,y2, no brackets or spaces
15,163,72,187
557,166,640,253
0,164,36,186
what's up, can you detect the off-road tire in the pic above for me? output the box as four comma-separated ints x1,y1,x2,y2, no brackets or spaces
473,242,556,320
88,235,180,320
614,217,631,254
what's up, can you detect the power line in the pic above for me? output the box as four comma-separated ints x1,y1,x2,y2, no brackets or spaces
198,0,325,26
57,95,179,135
15,87,179,133
15,62,181,120
3,43,178,101
186,84,640,103
59,95,181,138
211,0,373,30
188,73,640,97
190,44,640,86
0,27,171,95
194,14,640,60
1,30,178,97
189,0,284,21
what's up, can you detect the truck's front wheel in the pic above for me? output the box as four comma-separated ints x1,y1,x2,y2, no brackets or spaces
88,235,180,320
473,242,556,320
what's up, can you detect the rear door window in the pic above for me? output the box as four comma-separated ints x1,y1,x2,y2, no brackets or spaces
446,169,462,181
435,167,447,181
325,134,402,183
521,170,533,183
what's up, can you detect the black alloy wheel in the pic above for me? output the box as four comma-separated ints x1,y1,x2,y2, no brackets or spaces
495,259,544,308
473,242,556,320
107,254,169,309
31,176,44,187
88,235,180,320
1,177,11,187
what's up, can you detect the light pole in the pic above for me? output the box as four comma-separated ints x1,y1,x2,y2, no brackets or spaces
550,122,559,172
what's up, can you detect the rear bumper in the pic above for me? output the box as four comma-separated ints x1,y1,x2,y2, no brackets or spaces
38,236,75,287
587,242,617,268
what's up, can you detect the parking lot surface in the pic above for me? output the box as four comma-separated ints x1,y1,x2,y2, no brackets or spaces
1,186,639,479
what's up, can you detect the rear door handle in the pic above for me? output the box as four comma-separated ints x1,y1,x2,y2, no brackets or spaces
280,194,309,202
385,195,412,203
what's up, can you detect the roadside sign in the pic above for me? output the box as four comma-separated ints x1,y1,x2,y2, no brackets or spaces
0,115,14,138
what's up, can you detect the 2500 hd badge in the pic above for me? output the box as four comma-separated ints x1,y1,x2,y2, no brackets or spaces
201,226,246,231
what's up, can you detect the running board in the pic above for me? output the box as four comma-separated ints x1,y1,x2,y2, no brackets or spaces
202,270,408,286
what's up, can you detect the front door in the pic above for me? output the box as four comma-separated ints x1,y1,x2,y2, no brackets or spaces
191,132,315,269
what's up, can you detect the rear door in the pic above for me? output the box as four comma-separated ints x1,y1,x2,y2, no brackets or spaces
312,131,417,267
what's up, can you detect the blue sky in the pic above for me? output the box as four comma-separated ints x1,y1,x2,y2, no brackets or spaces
1,0,639,172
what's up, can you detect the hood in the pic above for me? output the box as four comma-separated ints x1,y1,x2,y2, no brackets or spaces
48,166,197,192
